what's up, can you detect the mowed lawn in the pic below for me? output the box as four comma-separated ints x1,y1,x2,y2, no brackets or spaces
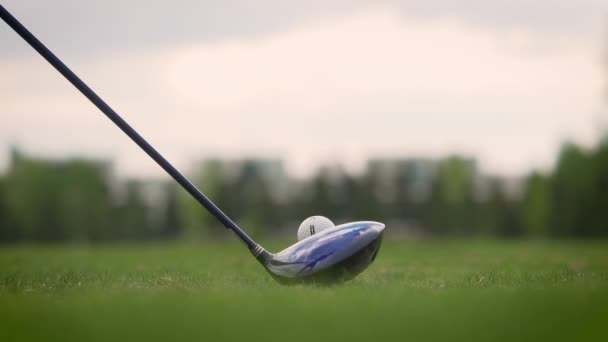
1,240,607,341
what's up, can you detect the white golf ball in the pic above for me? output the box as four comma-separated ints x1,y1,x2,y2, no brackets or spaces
297,216,335,241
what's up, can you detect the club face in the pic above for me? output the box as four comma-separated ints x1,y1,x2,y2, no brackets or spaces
257,221,385,284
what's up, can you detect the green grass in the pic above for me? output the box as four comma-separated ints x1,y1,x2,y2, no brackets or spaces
1,240,607,341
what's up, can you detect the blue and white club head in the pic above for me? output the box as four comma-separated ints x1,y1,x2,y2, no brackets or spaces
253,221,385,284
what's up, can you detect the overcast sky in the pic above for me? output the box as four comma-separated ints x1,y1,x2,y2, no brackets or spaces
1,0,606,178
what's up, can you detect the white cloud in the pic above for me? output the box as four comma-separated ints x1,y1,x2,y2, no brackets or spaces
0,7,604,177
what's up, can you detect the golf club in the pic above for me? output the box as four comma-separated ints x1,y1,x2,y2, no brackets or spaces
0,4,385,284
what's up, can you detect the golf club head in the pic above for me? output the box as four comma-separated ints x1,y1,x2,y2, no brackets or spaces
254,221,385,284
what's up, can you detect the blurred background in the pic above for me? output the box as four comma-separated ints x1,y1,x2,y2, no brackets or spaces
1,0,607,243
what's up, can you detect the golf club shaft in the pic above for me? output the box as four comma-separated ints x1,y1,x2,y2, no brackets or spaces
0,4,259,251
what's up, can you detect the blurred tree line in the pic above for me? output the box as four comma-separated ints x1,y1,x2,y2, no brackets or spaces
0,138,607,243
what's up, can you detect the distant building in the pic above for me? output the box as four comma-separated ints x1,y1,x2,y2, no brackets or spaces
132,179,170,225
367,158,437,203
472,175,525,203
435,156,477,204
195,158,289,201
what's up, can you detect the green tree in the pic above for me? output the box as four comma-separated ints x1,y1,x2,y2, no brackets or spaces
585,137,608,236
483,179,521,237
425,156,476,235
230,161,277,236
159,183,182,239
3,149,112,242
113,180,150,240
551,143,595,236
521,172,552,236
0,176,20,242
177,160,223,238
